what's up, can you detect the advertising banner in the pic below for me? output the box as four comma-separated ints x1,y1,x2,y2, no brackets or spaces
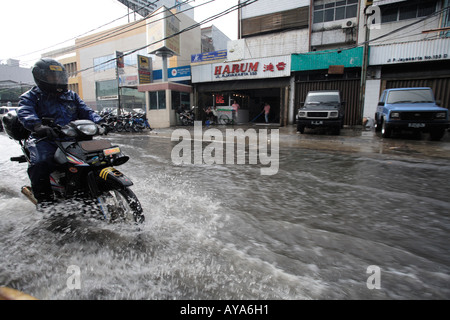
147,6,180,56
138,55,153,84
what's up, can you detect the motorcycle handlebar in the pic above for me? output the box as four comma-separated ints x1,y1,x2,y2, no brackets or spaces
36,118,110,142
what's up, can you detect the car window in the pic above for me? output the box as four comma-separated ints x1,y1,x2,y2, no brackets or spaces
305,93,340,104
386,89,434,104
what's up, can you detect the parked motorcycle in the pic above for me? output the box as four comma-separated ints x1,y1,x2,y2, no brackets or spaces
99,110,152,133
179,108,195,126
130,111,152,132
2,112,145,224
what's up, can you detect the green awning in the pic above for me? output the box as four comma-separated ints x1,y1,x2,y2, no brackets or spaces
291,47,365,71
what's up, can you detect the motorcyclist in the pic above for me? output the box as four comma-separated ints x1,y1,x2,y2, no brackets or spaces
17,58,103,205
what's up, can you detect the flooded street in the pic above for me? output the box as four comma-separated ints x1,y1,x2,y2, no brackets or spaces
1,126,449,300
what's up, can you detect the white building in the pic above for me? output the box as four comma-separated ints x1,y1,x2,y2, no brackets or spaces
363,0,450,119
0,60,34,105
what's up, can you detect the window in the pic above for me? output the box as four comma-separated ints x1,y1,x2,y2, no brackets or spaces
149,91,166,110
380,0,438,23
381,6,398,23
399,4,418,21
386,89,434,104
96,80,118,100
94,54,116,72
171,91,191,111
313,0,358,23
123,49,150,67
94,49,150,72
418,1,438,17
442,0,450,37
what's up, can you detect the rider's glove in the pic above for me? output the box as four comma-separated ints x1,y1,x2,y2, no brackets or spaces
33,123,57,139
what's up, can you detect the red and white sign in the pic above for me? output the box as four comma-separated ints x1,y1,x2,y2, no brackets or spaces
192,56,291,83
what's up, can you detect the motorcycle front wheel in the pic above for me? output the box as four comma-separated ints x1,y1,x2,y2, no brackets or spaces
96,188,145,224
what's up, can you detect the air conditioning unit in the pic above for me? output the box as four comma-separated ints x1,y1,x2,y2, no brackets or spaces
342,20,355,28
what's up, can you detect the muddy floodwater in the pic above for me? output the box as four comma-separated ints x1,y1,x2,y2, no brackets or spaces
1,126,449,300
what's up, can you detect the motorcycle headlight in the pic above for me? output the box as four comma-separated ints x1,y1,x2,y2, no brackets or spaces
77,123,98,136
61,127,77,137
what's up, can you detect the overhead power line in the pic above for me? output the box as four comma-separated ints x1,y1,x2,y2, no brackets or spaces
297,5,449,56
70,0,210,54
13,0,162,61
77,0,259,75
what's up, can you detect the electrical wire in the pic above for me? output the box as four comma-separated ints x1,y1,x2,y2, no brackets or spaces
71,0,217,80
70,0,208,53
77,0,258,75
298,5,449,56
362,5,449,46
12,0,162,61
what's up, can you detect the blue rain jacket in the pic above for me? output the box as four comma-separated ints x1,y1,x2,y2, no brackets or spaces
18,86,102,133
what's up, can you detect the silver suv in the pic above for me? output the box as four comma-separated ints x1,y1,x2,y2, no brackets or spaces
296,91,345,135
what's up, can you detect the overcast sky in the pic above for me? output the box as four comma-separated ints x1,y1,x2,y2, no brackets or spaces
0,0,238,67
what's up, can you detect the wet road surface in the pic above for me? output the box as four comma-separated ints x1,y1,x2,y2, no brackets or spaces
0,125,449,299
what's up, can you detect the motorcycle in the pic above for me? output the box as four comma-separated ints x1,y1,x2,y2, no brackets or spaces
179,108,195,126
2,112,145,224
130,111,152,132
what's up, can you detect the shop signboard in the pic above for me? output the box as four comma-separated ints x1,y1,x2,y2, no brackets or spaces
369,38,450,65
147,6,180,56
192,56,291,83
191,50,227,64
138,55,153,84
153,66,191,82
291,47,363,72
119,75,139,87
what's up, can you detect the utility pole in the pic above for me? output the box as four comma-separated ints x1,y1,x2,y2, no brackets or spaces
116,51,124,115
359,1,372,125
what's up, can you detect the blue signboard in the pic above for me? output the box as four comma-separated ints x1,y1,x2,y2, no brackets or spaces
191,50,227,63
153,66,191,81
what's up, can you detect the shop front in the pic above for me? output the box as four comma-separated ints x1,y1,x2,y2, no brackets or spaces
191,55,292,125
291,47,364,126
368,38,450,119
138,82,193,128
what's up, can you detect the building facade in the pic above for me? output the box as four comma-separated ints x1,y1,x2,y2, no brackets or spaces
192,0,310,126
363,0,450,120
0,60,34,106
190,0,450,127
34,0,450,128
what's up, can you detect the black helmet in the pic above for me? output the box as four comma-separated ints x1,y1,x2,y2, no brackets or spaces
32,58,68,93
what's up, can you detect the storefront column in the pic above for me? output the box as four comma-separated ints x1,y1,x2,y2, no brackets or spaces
289,76,295,125
145,91,150,116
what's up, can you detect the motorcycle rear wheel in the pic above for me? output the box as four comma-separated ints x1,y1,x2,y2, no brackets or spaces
97,188,145,224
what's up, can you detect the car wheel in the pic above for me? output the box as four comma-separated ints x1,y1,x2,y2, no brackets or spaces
297,124,305,134
381,120,391,138
374,116,381,132
429,128,445,141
